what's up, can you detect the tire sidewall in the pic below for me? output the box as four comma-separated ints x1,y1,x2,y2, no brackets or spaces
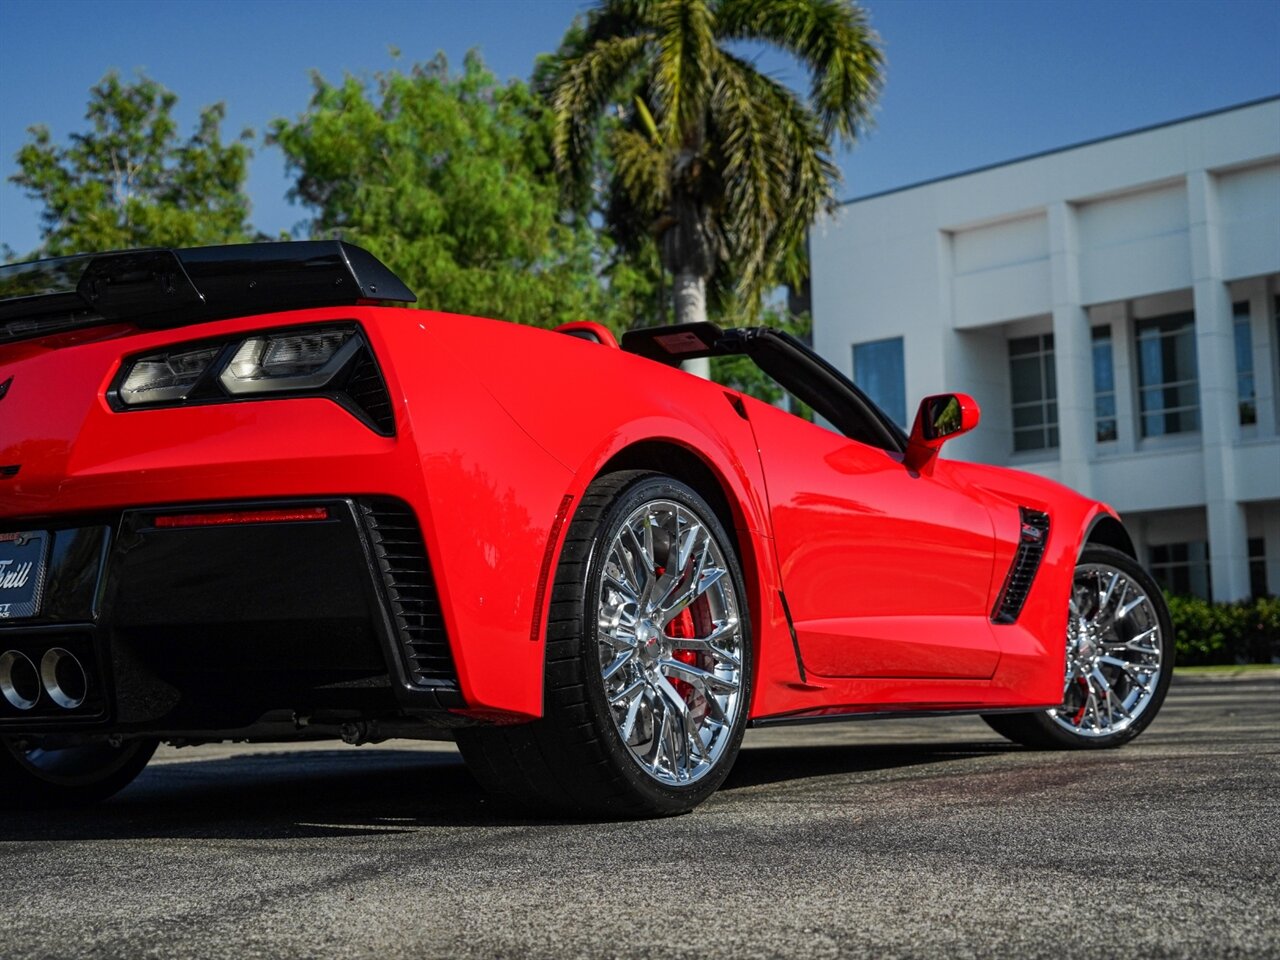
0,738,157,807
574,474,753,813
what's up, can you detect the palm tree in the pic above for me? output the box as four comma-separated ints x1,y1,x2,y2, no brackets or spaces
545,0,883,328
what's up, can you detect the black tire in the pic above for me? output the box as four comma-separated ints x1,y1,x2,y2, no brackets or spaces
456,471,753,817
0,738,157,807
983,544,1174,749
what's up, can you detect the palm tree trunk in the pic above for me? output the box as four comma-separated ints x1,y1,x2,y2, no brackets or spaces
673,269,707,326
673,269,710,378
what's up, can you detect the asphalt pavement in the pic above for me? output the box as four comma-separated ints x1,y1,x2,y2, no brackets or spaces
2,674,1277,960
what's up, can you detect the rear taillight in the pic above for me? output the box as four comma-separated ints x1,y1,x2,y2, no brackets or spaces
219,330,360,395
117,346,221,405
110,323,394,435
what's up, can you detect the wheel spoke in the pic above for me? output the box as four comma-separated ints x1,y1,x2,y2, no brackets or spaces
654,676,695,780
1063,660,1081,696
650,701,671,776
659,567,726,624
623,523,660,603
671,618,741,667
674,520,704,577
603,569,640,605
1102,624,1160,656
660,658,739,695
1098,571,1120,616
610,677,645,706
619,691,644,743
1091,667,1130,724
1115,593,1146,622
598,625,638,651
1099,656,1156,694
1084,685,1102,731
602,648,634,682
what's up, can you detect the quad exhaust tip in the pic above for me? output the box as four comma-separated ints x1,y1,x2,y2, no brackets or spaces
0,648,89,711
0,650,40,711
40,648,87,710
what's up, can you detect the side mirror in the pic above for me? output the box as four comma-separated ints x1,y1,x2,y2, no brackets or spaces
904,393,980,473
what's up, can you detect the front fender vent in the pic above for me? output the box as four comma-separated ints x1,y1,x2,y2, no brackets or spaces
359,499,461,695
991,508,1050,625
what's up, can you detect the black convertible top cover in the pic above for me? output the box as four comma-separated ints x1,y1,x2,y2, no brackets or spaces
0,241,416,345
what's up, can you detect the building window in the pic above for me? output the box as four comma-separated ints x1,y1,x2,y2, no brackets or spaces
1249,537,1268,598
1008,333,1057,452
1233,302,1256,426
853,336,906,429
1092,326,1117,442
1136,312,1198,437
1149,541,1212,599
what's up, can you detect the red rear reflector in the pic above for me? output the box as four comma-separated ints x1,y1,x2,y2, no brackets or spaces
153,507,330,529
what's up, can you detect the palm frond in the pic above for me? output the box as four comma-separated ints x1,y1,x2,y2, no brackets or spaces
715,0,883,144
652,0,718,144
707,52,777,290
581,0,665,43
633,96,661,143
608,127,669,214
549,33,651,201
712,50,837,301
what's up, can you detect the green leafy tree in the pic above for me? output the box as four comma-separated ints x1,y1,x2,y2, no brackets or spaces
7,72,255,260
543,0,883,326
271,52,649,331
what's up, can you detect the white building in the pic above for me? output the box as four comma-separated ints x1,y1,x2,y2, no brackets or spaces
810,96,1280,601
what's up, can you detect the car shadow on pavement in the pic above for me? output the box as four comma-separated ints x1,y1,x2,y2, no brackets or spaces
723,740,1014,791
0,739,1013,841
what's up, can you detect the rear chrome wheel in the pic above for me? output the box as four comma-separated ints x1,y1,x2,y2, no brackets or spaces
457,472,753,817
597,498,746,787
983,544,1173,749
0,737,157,807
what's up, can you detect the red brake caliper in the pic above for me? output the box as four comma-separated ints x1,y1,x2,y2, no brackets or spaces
1072,677,1090,726
665,596,713,708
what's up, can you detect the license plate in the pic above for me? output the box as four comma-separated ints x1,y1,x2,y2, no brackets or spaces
0,531,48,620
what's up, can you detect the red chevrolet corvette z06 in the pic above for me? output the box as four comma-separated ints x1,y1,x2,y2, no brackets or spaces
0,242,1173,815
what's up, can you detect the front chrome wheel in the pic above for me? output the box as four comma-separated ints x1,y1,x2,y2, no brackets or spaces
982,544,1173,750
596,498,745,787
1048,562,1165,738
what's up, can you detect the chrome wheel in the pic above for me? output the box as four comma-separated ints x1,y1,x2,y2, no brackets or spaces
596,498,744,787
1049,562,1165,738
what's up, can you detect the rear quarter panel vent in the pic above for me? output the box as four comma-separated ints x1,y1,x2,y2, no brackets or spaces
358,499,460,695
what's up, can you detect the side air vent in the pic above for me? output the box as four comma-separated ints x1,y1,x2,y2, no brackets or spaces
359,499,461,696
991,508,1050,625
342,349,396,436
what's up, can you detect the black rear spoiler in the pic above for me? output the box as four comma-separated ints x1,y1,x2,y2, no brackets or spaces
0,241,416,345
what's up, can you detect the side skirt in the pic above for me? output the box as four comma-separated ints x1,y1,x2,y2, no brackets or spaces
749,704,1062,729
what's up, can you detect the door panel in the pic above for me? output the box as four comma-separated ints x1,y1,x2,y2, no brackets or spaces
744,398,1000,679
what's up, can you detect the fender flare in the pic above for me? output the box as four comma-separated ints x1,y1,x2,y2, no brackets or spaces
1081,507,1137,560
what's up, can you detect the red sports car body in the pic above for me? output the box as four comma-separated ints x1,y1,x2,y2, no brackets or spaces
0,243,1173,814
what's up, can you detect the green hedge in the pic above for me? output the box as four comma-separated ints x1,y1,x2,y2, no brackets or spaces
1166,594,1280,665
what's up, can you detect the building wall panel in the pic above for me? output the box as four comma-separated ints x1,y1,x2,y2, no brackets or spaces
1217,162,1280,281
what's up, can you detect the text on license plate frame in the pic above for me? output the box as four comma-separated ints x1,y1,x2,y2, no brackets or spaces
0,531,49,620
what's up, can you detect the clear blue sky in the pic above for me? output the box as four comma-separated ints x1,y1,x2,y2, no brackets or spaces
1,0,1278,257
